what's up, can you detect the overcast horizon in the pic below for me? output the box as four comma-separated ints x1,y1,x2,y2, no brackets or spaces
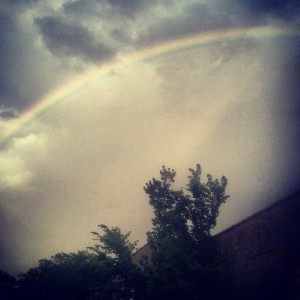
0,0,299,276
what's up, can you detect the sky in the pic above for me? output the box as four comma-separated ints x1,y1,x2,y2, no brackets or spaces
0,0,299,275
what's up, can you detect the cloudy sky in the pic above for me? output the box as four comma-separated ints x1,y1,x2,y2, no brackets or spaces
0,0,299,275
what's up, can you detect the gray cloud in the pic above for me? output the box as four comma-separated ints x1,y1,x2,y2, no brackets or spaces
136,3,232,47
269,39,300,191
238,0,300,21
102,0,154,17
62,0,103,18
0,0,37,12
35,16,116,63
0,10,31,111
0,110,18,120
212,0,300,27
62,0,155,20
0,1,73,113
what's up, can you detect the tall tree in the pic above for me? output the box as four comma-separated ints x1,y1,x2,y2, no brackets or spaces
90,224,146,300
143,164,229,300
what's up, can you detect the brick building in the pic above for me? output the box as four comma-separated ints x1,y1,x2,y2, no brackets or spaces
132,192,300,299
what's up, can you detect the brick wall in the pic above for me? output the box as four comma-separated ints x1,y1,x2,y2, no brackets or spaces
132,243,152,267
215,192,300,299
132,192,300,299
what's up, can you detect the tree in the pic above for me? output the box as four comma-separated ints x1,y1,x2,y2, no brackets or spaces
18,251,114,300
0,269,17,300
16,164,228,300
18,225,145,300
142,164,229,300
90,224,146,300
91,224,137,261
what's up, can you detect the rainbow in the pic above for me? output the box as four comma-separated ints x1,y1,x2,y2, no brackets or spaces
0,25,299,146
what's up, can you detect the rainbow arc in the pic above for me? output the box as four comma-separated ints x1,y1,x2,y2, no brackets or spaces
0,25,299,146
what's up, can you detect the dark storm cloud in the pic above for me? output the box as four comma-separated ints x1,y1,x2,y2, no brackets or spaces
136,3,232,47
62,0,100,17
239,0,300,21
0,110,18,120
213,0,300,26
103,0,153,17
0,0,37,11
35,16,116,63
271,38,300,191
0,10,19,109
63,0,154,18
0,10,30,110
136,0,300,48
0,0,55,113
110,28,133,44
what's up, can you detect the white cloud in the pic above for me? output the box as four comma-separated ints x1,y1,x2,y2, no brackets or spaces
0,134,49,189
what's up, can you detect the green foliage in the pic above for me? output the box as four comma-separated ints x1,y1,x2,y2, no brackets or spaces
143,164,229,299
11,163,228,300
0,269,17,300
90,224,145,300
18,251,114,300
18,225,145,300
91,224,137,261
